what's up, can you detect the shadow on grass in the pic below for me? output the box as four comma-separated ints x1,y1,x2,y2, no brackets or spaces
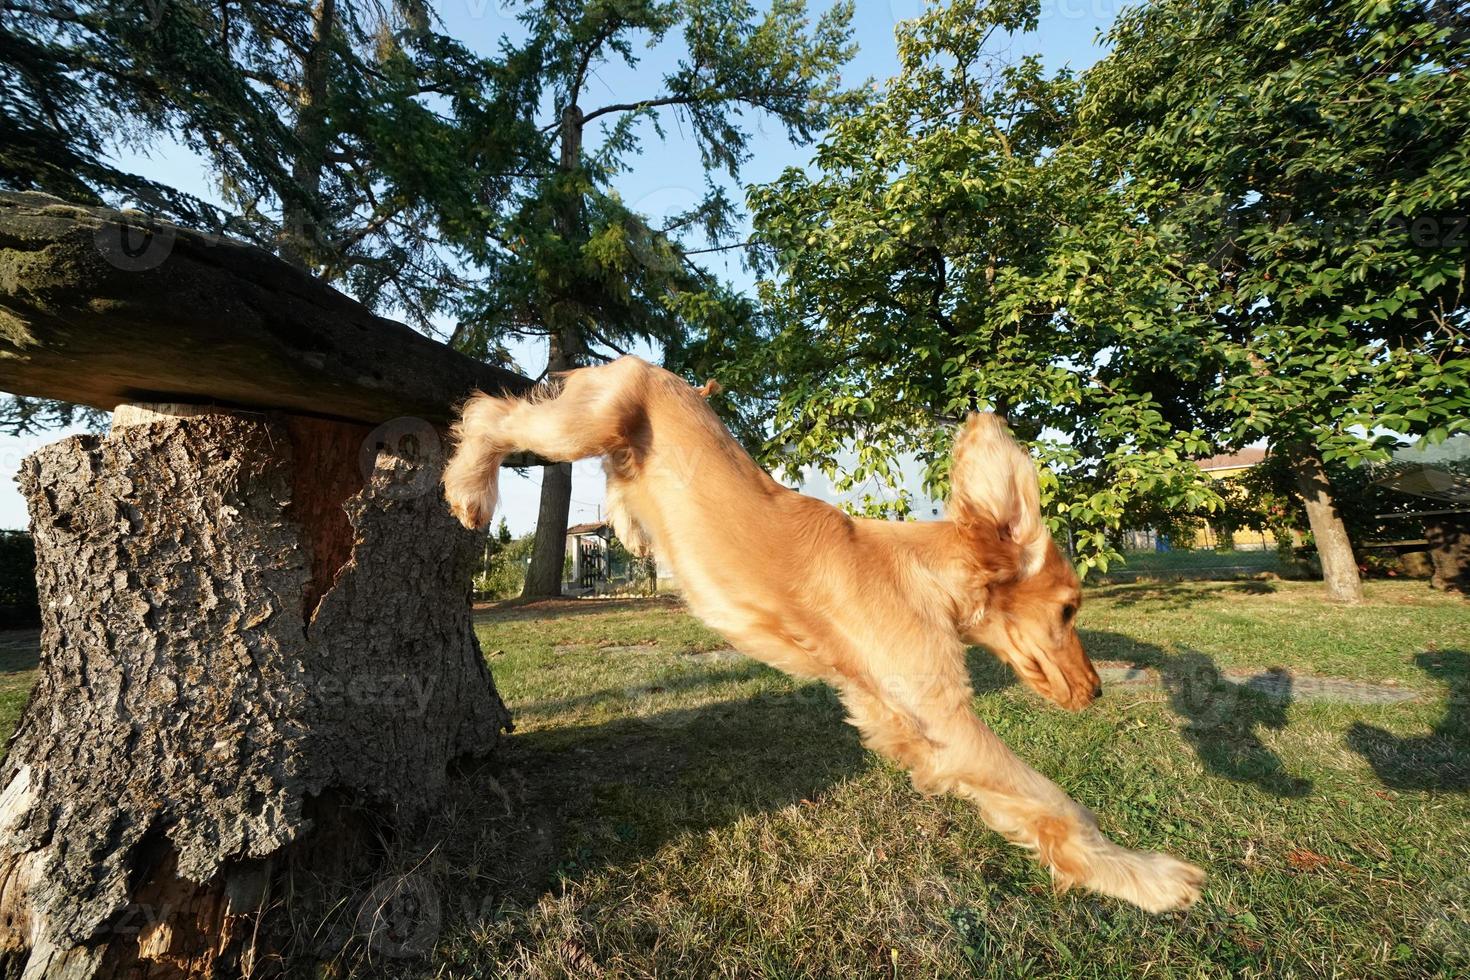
325,629,1321,968
509,656,773,719
1083,629,1312,798
514,646,1019,724
1346,649,1470,792
450,682,867,908
1085,580,1278,608
441,644,1023,910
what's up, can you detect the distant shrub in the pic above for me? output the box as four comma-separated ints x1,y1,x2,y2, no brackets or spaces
606,537,657,596
473,529,535,600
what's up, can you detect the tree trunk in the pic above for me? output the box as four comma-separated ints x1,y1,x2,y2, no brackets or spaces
0,193,533,427
523,462,574,598
521,103,589,599
521,333,576,599
1287,445,1364,603
0,405,510,977
279,0,336,269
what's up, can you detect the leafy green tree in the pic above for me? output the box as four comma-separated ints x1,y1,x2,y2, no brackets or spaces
2,0,235,227
745,0,1221,571
460,0,857,597
474,528,537,599
1077,0,1470,600
745,0,1469,599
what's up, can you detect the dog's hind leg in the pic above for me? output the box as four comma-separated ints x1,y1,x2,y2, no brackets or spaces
840,654,1203,913
443,357,650,529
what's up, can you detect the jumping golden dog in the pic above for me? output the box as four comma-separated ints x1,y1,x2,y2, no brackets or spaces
443,356,1204,913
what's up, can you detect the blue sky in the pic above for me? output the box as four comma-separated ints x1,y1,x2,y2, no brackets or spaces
0,0,1122,531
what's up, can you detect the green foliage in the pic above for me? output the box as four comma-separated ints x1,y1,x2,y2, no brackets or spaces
1,0,247,228
474,528,535,600
455,0,858,376
2,0,535,329
1,1,853,437
1081,0,1470,465
493,517,514,551
0,397,106,437
2,0,544,433
744,0,1469,573
746,0,1220,571
606,535,658,594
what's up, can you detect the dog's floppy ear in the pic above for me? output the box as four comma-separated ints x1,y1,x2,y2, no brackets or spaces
947,413,1048,577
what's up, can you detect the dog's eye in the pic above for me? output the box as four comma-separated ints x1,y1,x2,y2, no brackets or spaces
1061,604,1077,624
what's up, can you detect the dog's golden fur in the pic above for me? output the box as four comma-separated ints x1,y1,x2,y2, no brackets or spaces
443,356,1204,913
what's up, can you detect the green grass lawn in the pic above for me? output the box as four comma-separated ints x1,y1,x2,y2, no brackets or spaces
2,584,1468,977
407,580,1470,979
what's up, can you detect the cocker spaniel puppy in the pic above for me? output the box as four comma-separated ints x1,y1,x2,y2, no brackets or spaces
444,356,1204,913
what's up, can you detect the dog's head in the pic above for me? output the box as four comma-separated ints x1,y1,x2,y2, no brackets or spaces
947,414,1100,711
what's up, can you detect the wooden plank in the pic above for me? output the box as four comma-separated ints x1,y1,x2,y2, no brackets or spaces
0,192,533,426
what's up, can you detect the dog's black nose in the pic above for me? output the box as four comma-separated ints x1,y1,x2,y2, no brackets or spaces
1092,681,1104,700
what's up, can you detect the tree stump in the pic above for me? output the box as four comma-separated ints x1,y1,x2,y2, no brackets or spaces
0,405,510,977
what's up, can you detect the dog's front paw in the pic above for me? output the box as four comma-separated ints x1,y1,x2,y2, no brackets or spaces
1128,851,1205,913
1070,840,1205,914
442,453,501,531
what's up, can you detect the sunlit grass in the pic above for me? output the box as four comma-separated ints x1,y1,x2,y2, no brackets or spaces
409,581,1470,978
1,583,1466,977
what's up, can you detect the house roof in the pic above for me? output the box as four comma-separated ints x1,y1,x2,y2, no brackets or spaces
1374,434,1470,504
1198,447,1267,471
566,521,611,536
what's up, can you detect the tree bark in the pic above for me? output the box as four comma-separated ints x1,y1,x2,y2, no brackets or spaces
0,405,510,977
1287,444,1364,603
0,193,532,427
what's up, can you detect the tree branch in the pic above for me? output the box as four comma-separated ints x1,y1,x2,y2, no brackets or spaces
580,94,698,125
582,83,809,127
568,15,624,110
681,239,754,256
